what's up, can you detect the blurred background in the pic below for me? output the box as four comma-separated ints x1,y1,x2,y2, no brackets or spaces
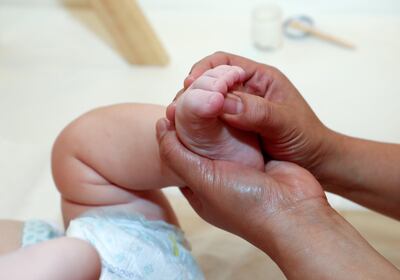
0,0,399,222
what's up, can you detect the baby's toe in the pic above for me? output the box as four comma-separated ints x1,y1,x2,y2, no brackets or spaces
189,65,246,94
181,89,224,119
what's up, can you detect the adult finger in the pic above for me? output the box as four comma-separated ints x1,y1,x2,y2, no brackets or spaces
222,91,289,136
184,51,275,95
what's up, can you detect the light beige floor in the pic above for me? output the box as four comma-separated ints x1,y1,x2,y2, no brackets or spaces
171,197,400,279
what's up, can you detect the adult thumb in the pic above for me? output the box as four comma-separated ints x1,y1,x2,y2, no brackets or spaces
222,92,288,136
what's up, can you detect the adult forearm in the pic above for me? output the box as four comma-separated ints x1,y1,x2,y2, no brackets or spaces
259,199,400,279
318,132,400,219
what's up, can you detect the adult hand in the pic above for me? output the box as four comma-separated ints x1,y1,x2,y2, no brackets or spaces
156,118,400,280
156,117,326,249
168,51,335,178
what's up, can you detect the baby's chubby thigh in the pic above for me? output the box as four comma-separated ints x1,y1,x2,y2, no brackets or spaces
0,237,101,280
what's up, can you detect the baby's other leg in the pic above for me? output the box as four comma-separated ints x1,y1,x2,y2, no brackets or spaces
0,220,23,255
0,237,100,280
175,65,264,170
52,104,182,226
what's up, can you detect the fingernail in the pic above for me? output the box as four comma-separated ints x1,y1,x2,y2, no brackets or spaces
156,118,170,139
223,93,243,114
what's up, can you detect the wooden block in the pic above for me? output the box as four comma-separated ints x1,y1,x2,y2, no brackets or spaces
90,0,169,65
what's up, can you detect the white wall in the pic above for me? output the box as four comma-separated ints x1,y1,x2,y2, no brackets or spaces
0,0,399,220
1,0,400,15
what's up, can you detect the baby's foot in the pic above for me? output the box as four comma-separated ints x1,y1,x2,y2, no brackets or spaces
174,65,264,170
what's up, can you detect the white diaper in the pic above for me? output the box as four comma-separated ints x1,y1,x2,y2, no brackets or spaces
66,205,204,280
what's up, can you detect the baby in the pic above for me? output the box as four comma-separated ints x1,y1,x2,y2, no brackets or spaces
0,65,263,279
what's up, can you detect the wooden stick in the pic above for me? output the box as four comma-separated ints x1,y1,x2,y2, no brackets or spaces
289,20,356,50
90,0,169,65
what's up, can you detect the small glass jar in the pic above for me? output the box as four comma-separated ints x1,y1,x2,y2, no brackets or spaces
251,4,283,51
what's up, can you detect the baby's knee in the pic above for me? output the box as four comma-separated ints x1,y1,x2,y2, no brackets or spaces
51,111,102,224
51,112,88,194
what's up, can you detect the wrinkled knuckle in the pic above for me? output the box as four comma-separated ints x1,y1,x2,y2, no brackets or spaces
256,63,269,73
257,64,281,80
252,100,272,130
268,66,285,81
252,112,266,131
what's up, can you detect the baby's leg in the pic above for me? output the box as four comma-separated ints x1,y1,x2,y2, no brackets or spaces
0,237,100,280
52,103,182,226
53,104,204,278
174,65,264,169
